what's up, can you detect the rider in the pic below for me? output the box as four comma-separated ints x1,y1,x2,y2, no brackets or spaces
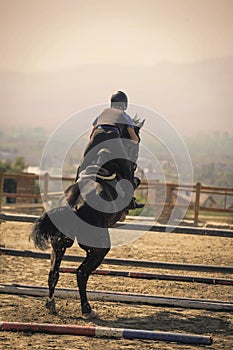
92,91,139,143
76,91,143,208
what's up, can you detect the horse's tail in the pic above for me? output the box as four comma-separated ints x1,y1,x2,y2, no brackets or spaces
30,209,61,250
30,206,77,250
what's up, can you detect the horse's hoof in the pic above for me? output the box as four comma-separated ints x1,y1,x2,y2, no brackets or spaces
45,297,57,314
82,309,98,320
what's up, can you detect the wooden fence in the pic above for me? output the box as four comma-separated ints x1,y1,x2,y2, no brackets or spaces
139,180,233,225
0,172,232,225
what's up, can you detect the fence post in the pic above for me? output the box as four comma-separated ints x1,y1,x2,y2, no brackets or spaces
194,182,201,226
155,183,174,224
43,172,49,204
224,191,227,210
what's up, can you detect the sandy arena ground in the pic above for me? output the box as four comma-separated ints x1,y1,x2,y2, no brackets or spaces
0,220,233,349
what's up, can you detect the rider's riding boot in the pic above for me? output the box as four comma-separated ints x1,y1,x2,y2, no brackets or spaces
127,197,145,210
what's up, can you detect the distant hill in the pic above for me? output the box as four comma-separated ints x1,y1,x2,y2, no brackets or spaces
0,57,233,135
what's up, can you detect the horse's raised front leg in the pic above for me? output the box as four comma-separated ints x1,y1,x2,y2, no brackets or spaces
46,234,74,314
77,244,110,319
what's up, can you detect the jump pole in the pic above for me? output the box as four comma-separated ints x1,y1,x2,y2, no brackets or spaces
1,247,233,273
1,283,233,312
1,212,232,238
0,321,213,345
59,266,233,286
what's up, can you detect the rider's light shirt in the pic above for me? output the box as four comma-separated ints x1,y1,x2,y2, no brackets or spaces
92,108,134,131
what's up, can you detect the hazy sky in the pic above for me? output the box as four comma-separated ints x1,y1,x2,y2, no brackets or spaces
1,0,233,72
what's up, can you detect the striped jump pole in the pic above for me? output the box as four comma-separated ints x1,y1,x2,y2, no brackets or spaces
1,247,233,273
0,321,213,345
59,266,233,286
1,283,233,312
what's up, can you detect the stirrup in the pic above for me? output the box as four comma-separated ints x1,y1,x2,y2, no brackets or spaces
128,197,145,210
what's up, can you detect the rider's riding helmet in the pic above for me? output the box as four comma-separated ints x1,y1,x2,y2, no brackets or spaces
110,91,128,110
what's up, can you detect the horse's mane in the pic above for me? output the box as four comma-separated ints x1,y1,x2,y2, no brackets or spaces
132,115,145,129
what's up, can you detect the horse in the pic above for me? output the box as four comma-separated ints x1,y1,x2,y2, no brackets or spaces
30,117,144,319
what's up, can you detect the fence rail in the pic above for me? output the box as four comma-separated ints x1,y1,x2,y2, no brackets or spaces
0,172,232,225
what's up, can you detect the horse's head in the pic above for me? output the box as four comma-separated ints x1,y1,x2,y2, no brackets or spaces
132,115,145,142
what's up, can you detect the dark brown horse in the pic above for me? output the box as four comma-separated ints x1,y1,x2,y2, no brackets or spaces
30,118,144,319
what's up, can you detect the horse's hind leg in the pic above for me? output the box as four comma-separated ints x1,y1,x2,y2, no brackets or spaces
76,244,110,318
46,234,74,314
